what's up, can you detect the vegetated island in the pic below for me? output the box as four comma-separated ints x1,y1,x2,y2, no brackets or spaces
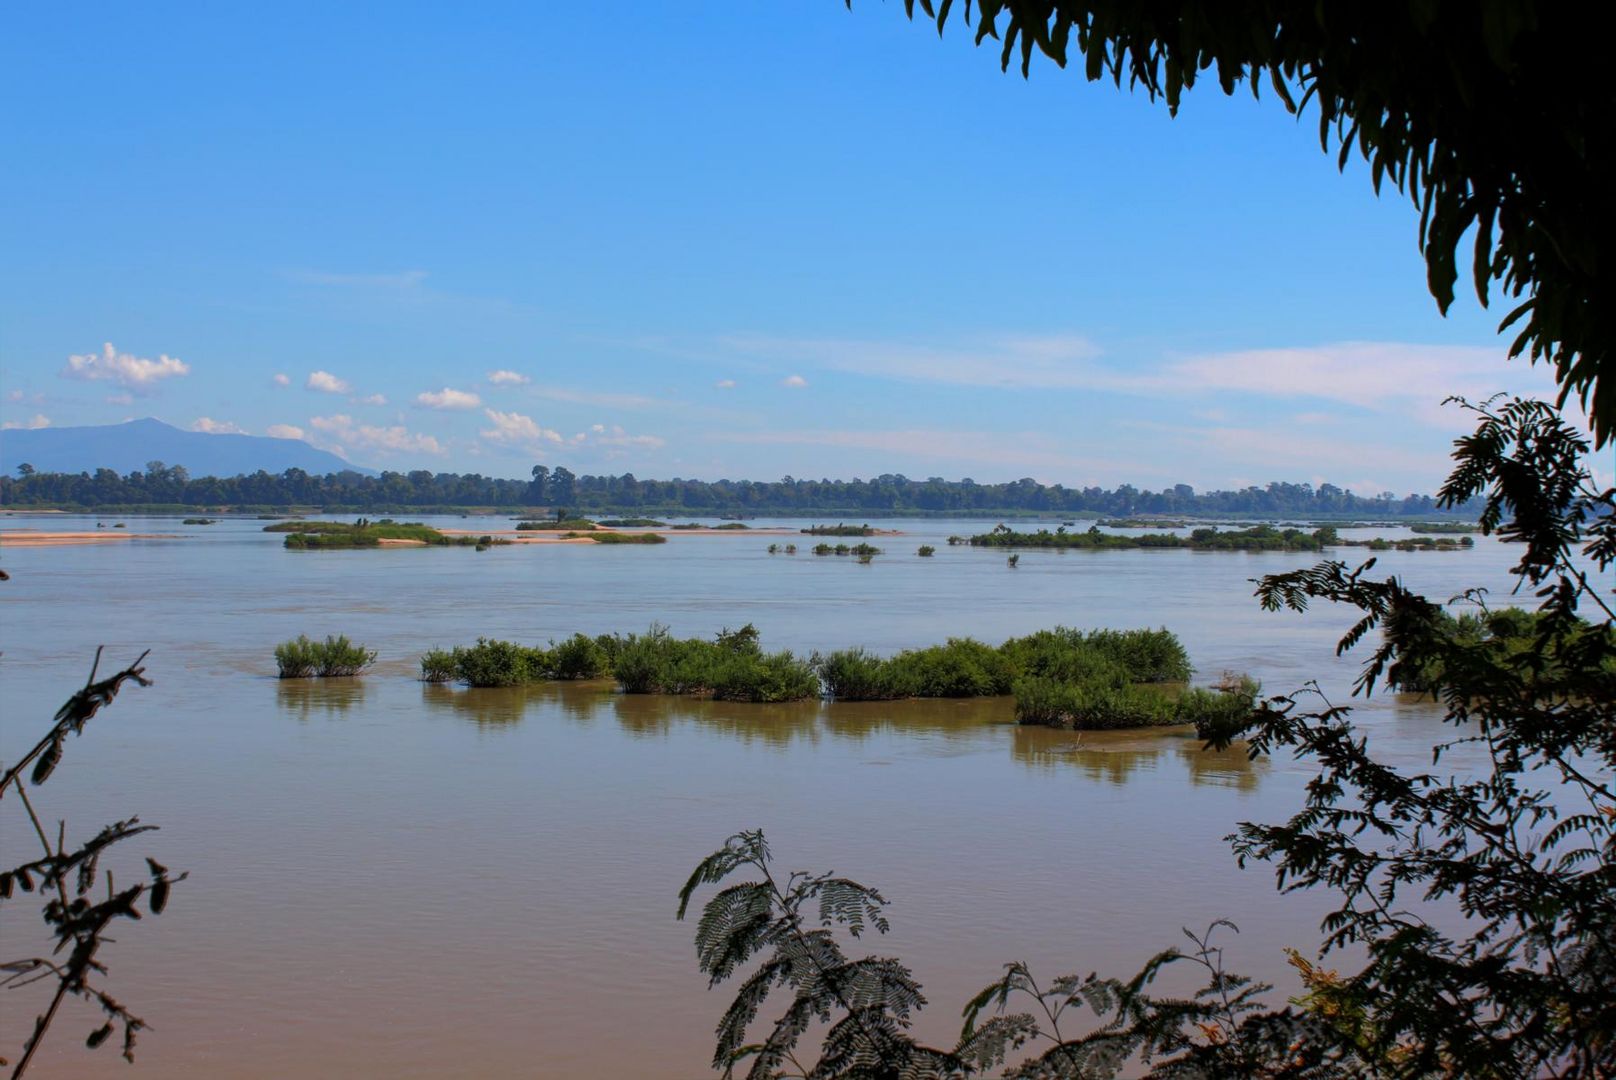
418,624,1255,734
274,634,377,677
957,523,1473,552
802,523,875,536
1097,518,1189,528
516,517,599,531
265,519,509,550
1409,521,1480,534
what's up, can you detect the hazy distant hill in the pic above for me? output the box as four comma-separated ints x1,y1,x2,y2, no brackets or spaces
0,418,368,478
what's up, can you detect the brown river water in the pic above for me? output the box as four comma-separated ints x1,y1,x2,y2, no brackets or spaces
0,515,1526,1077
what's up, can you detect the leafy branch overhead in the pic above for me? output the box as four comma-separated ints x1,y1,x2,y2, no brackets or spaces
878,2,1615,443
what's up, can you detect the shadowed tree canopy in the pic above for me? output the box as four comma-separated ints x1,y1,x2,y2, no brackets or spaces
876,1,1615,444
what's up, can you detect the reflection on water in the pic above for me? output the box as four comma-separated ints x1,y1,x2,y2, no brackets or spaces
416,682,1268,788
419,680,608,726
274,676,373,720
1013,726,1268,789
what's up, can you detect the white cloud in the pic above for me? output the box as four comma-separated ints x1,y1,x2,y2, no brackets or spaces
354,393,388,406
487,369,530,386
781,374,808,389
479,408,564,448
1,413,50,430
191,417,248,435
593,424,665,449
105,393,134,406
1162,342,1556,417
266,424,305,440
309,414,444,456
272,373,291,387
715,378,736,389
61,342,190,389
307,370,351,394
416,387,482,410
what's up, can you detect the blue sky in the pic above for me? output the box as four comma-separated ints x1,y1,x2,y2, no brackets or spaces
1,2,1571,494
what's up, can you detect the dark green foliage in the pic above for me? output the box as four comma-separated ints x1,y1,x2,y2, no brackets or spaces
1174,676,1261,740
180,517,215,525
1341,534,1474,551
708,651,820,704
273,519,503,549
712,522,750,530
546,633,611,680
1409,521,1478,534
802,523,874,536
273,634,377,678
1388,602,1615,694
418,648,457,683
817,627,1193,707
884,3,1616,444
969,522,1339,551
1012,676,1180,729
585,530,667,544
2,466,1488,518
917,544,936,556
449,638,547,688
597,517,666,527
517,518,596,530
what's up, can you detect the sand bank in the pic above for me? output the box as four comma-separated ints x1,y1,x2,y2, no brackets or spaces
0,530,182,547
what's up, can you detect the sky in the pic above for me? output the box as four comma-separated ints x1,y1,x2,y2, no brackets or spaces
0,3,1578,495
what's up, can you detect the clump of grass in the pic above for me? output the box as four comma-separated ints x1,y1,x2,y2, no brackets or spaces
917,545,936,557
767,544,780,554
182,518,217,525
598,518,667,527
1007,553,1020,568
712,522,750,530
783,544,797,554
275,634,378,678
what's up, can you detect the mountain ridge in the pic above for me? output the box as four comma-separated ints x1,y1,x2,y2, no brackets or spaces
0,418,371,478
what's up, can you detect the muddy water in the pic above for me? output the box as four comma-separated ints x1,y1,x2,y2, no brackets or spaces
0,515,1524,1077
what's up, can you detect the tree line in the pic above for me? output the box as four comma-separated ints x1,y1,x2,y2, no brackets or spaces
0,461,1480,517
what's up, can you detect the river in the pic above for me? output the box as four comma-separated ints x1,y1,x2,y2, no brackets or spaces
0,514,1523,1077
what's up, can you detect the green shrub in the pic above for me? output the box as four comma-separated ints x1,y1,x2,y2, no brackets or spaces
589,531,667,544
274,634,377,678
814,648,893,700
886,639,1014,697
1175,676,1260,739
420,648,458,683
453,638,547,687
709,651,819,702
1079,627,1193,683
1013,676,1178,729
547,633,609,679
597,518,666,527
917,545,936,557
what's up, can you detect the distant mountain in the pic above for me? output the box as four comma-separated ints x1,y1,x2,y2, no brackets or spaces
0,418,370,478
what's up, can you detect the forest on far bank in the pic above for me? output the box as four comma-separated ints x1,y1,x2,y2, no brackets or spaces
1,462,1479,518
